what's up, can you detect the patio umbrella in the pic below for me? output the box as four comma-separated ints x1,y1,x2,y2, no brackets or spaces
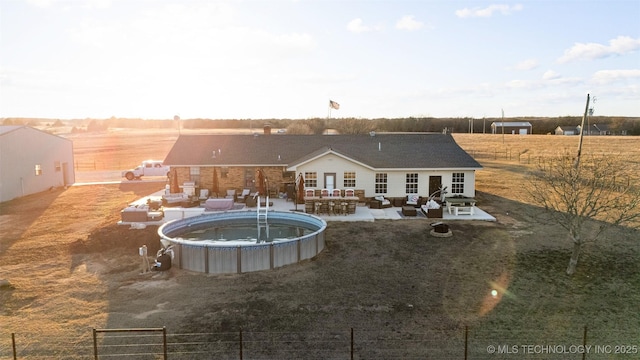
296,173,305,205
256,169,266,196
212,167,220,198
291,172,305,211
170,168,179,194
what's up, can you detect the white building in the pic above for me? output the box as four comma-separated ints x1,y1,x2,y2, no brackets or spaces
0,126,75,202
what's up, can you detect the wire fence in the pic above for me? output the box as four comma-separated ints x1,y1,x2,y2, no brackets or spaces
74,160,132,171
2,326,637,359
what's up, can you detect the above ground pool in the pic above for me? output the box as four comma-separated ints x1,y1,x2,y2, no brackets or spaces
157,211,327,274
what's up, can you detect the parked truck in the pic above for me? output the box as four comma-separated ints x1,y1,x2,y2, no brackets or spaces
121,160,170,180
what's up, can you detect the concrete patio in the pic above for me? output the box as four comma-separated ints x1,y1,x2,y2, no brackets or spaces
120,191,496,226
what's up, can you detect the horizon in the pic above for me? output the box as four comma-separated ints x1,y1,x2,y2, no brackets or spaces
1,0,639,120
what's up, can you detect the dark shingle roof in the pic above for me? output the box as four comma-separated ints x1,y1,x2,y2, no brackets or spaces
163,133,482,170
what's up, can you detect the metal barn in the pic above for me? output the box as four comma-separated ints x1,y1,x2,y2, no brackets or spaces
0,126,75,202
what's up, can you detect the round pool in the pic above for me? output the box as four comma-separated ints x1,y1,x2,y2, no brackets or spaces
157,211,327,274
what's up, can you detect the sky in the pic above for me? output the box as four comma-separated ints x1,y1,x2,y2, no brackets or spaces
1,0,639,120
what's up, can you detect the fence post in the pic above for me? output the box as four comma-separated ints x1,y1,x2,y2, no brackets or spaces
350,328,354,360
11,333,16,360
239,328,243,360
582,326,588,360
93,328,98,360
162,327,167,360
464,325,468,360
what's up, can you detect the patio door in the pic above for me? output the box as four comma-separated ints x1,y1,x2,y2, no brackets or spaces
428,176,442,198
324,173,336,191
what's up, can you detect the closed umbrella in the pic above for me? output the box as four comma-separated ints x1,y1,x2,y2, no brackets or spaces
257,169,266,196
170,169,179,194
212,167,220,198
296,173,305,204
292,172,305,211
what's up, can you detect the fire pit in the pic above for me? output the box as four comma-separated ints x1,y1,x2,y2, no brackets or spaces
430,222,452,238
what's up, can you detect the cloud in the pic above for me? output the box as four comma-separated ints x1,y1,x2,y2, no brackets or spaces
558,36,640,63
27,0,111,9
347,18,381,33
512,59,538,70
542,70,561,80
396,15,423,31
591,69,640,84
455,4,523,18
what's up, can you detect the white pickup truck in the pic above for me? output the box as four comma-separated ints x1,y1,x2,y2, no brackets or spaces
122,160,170,180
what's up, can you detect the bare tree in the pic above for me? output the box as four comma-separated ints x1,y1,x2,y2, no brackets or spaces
526,152,640,275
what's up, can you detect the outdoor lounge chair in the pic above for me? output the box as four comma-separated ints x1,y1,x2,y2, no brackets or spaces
370,196,391,209
199,189,209,200
225,189,237,202
237,189,251,203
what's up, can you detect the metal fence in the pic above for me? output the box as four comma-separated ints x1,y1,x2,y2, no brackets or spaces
3,326,637,359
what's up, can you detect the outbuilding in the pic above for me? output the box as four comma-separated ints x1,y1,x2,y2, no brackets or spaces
491,121,532,135
0,126,75,202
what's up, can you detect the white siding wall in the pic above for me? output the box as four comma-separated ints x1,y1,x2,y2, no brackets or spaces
296,153,477,198
0,127,75,202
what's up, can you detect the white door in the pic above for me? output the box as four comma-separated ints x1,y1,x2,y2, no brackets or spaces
324,173,335,191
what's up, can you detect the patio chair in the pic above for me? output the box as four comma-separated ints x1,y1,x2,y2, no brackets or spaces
225,189,237,202
305,188,315,197
237,189,251,203
344,189,355,197
198,189,209,200
320,189,330,197
332,189,341,197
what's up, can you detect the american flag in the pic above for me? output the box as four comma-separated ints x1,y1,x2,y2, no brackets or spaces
329,100,340,110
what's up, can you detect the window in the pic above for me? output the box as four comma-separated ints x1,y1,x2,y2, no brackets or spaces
405,173,418,194
375,173,387,194
190,167,200,184
54,161,61,172
305,172,317,188
452,172,465,194
35,164,42,176
244,168,255,188
344,171,356,188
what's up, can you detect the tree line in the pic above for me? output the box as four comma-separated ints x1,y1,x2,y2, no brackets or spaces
3,116,639,135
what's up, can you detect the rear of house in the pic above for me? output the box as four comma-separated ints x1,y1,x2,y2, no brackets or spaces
0,126,75,202
162,133,482,202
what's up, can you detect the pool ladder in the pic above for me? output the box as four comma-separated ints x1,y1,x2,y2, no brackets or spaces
257,196,269,242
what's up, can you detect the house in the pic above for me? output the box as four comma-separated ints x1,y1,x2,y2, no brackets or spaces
491,121,532,135
0,126,75,202
577,123,611,136
554,126,579,135
591,124,611,135
162,132,482,201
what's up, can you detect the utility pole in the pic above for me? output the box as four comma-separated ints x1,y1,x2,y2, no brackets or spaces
501,109,505,144
574,94,590,169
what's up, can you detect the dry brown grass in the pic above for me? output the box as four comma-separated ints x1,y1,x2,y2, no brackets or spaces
1,130,638,358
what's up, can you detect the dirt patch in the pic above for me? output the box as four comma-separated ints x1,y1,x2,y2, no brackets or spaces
1,132,638,358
